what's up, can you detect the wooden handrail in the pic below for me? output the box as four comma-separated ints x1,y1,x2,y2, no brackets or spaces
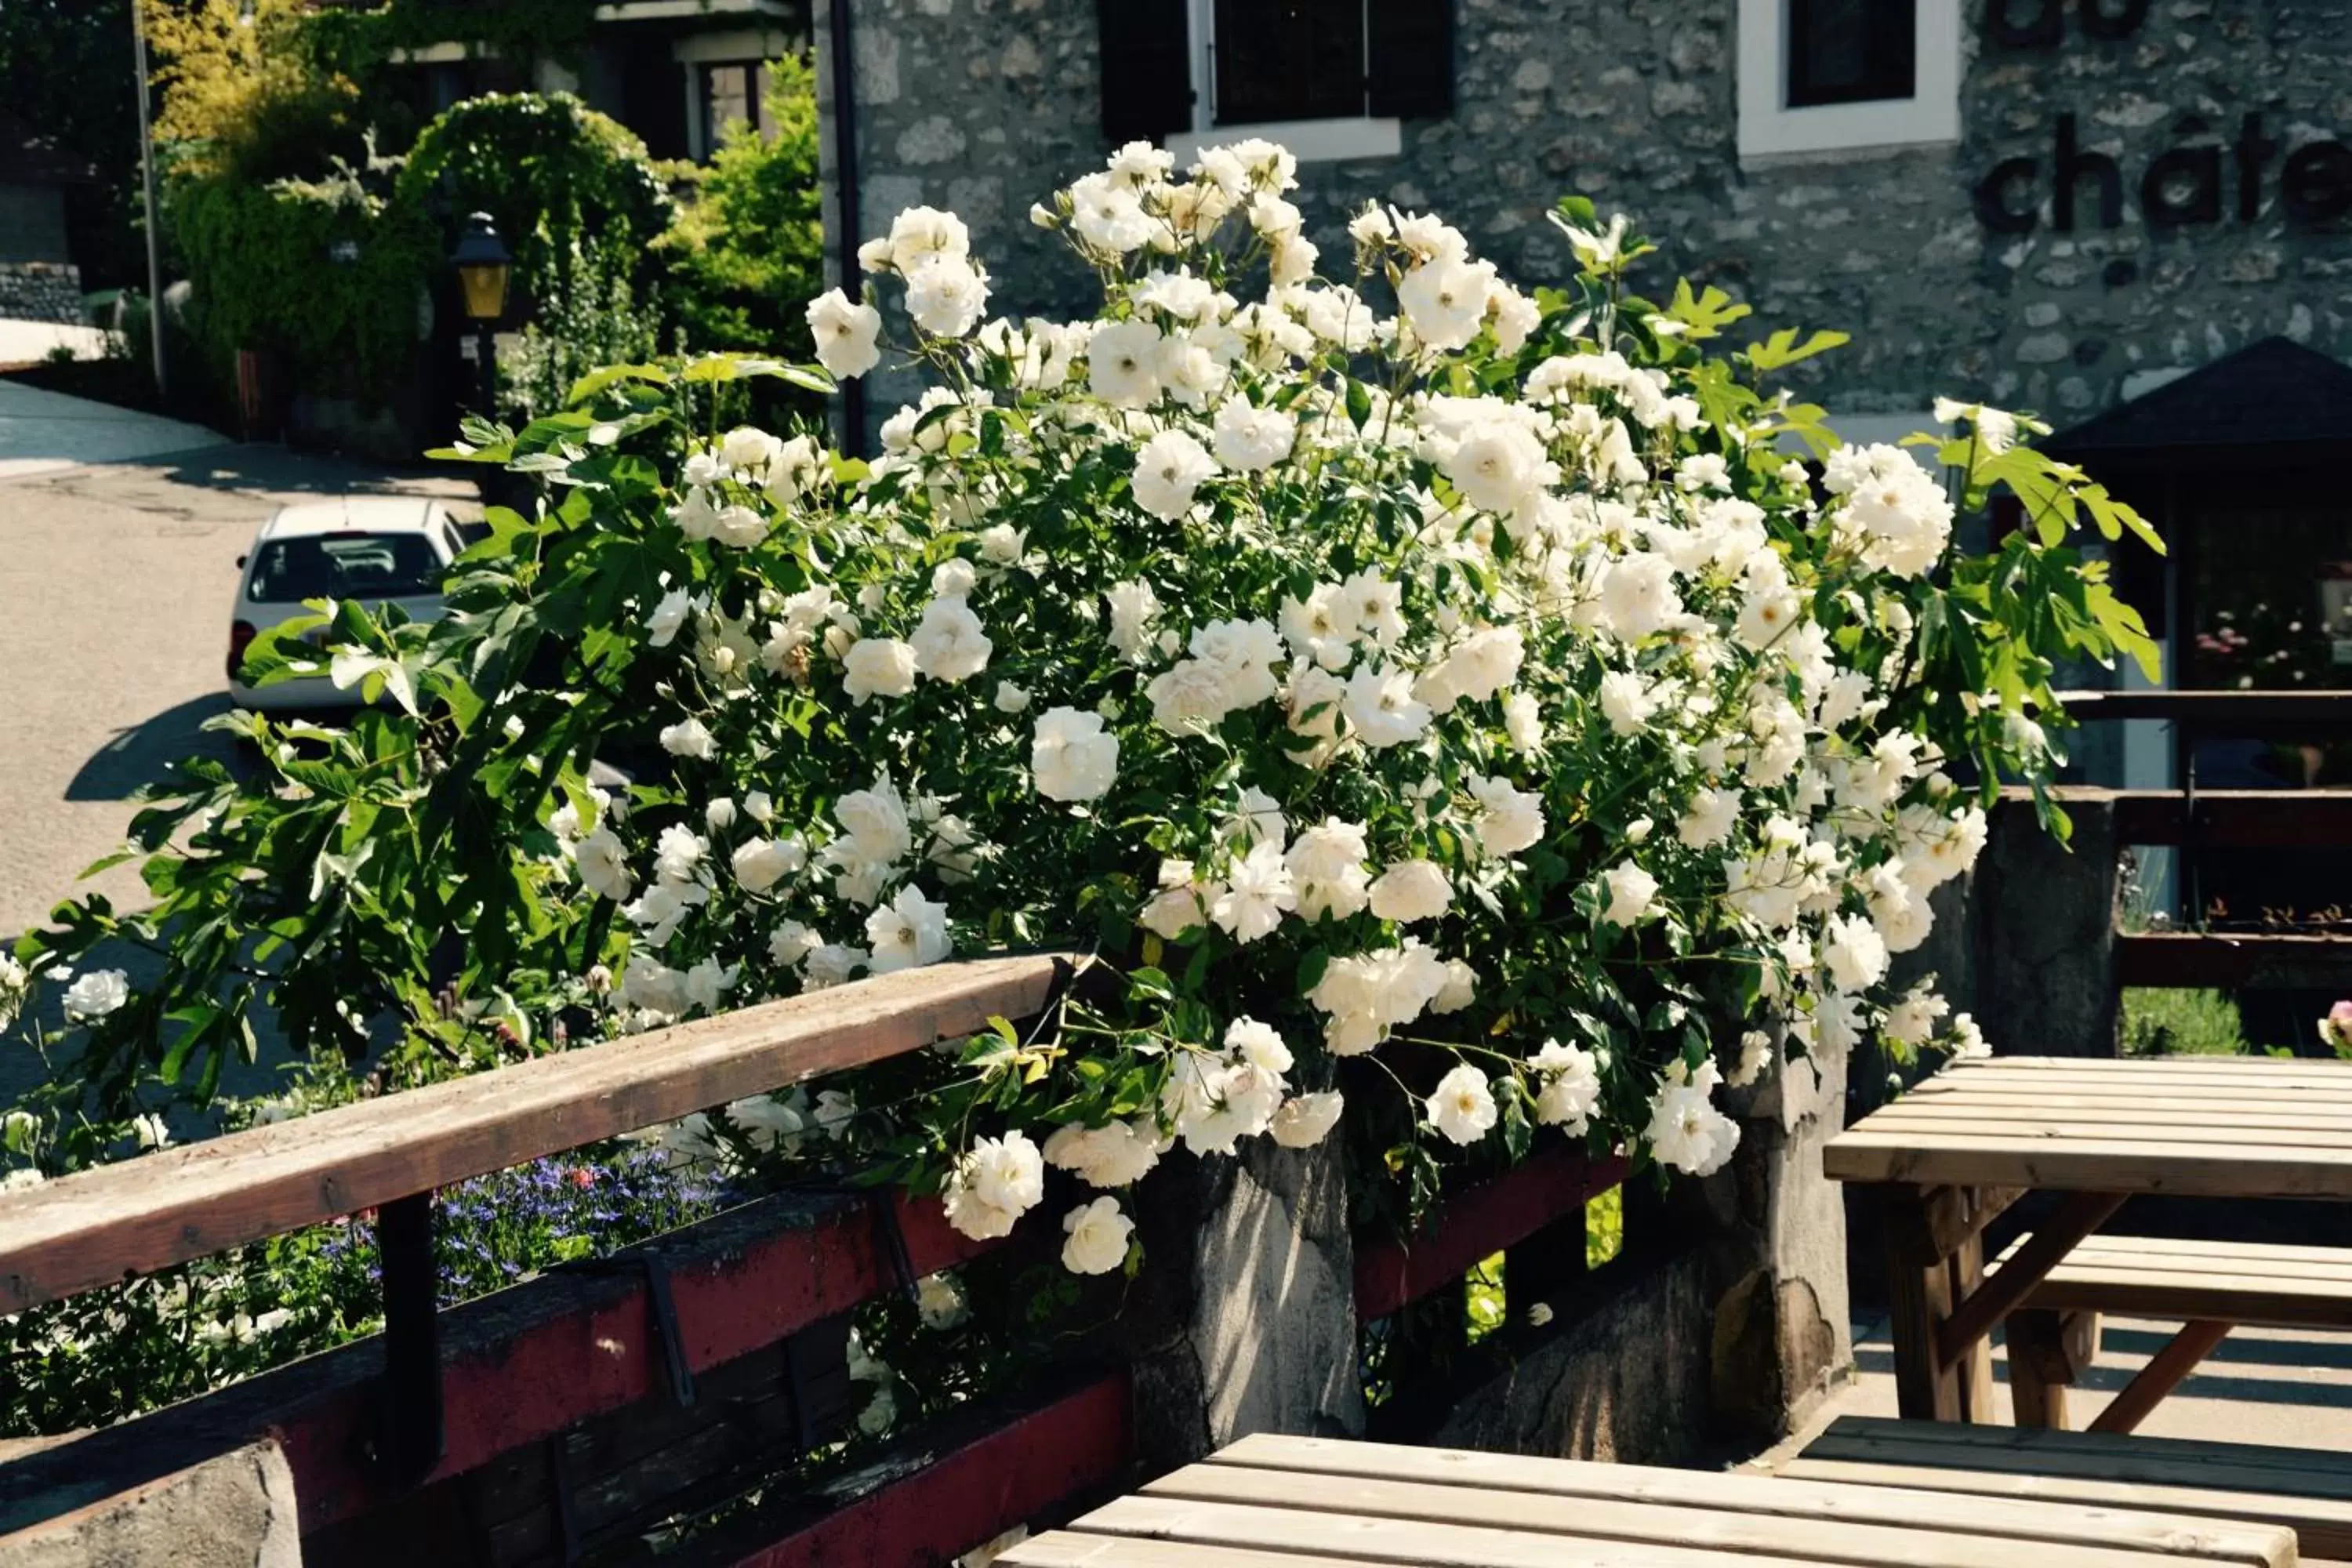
1994,786,2352,848
2058,689,2352,731
1353,1143,1628,1321
0,1186,1006,1536
2115,932,2352,989
0,953,1073,1316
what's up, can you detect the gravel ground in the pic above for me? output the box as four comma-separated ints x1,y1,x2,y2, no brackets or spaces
0,435,474,1112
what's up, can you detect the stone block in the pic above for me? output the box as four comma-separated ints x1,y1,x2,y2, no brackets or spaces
1424,1245,1719,1466
1125,1139,1362,1475
1969,795,2121,1057
0,1441,299,1568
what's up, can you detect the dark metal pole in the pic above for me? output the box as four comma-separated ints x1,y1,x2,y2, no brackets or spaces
376,1193,445,1486
826,0,867,457
477,324,496,420
129,0,168,400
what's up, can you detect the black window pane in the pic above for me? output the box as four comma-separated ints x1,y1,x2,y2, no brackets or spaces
1214,0,1365,125
706,64,753,149
1788,0,1915,107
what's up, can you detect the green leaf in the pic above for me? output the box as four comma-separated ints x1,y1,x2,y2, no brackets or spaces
1664,279,1753,341
1744,327,1849,372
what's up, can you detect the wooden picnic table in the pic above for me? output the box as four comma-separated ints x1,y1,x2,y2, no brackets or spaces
998,1431,2299,1566
1824,1054,2352,1426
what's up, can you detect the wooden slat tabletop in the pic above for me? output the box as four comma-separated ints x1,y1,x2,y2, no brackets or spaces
1824,1055,2352,1200
999,1433,2296,1567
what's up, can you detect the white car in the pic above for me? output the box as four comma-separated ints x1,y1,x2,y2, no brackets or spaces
227,497,470,711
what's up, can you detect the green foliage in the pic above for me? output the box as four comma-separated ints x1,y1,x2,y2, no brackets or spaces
0,1139,731,1437
2120,988,2250,1058
397,92,675,307
308,0,604,82
499,235,665,422
660,54,826,365
168,162,437,403
143,0,365,185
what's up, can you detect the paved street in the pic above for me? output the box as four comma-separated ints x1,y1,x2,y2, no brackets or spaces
0,393,475,1109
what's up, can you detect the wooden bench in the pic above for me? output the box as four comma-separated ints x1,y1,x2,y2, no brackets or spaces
1784,1415,2352,1561
1003,1431,2299,1567
1993,1233,2352,1431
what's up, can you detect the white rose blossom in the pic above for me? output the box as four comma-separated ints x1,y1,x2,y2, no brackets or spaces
416,155,2136,1299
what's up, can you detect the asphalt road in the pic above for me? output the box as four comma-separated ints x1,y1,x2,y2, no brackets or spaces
0,430,474,1112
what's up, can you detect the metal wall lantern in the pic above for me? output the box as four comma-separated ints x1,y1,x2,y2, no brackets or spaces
450,211,513,323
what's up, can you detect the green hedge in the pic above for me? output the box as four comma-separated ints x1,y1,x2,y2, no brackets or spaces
169,169,437,404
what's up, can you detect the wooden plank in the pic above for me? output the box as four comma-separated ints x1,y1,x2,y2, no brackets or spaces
715,1373,1132,1568
1938,1062,2352,1086
1823,1130,2352,1199
1070,1494,1845,1568
1791,1415,2352,1556
1938,1058,2352,1086
1780,1456,2352,1560
2000,786,2352,851
2026,1271,2352,1328
1802,1414,2352,1489
0,953,1070,1314
2058,1235,2352,1272
1352,1145,1628,1320
2056,689,2352,730
0,1186,1011,1537
1076,1489,2259,1568
1937,1192,2126,1371
1005,1539,1387,1567
2089,1320,2234,1436
1146,1462,2278,1568
1876,1100,2352,1133
2100,789,2352,849
1857,1116,2352,1153
1207,1435,2292,1566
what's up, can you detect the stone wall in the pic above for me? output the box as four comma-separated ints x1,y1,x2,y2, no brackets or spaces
818,0,2352,429
0,261,87,327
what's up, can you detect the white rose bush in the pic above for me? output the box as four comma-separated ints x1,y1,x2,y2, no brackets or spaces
10,143,2160,1298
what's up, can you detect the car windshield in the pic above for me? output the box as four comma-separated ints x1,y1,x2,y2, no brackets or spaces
245,532,443,604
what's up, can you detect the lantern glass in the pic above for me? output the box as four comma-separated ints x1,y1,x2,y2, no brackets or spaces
457,261,510,322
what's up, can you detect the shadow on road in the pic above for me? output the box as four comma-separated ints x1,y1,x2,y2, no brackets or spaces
151,444,472,499
67,692,238,801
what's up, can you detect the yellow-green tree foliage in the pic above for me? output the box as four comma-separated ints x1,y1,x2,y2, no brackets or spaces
141,0,360,182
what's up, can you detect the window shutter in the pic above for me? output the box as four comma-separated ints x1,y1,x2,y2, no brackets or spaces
1096,0,1192,145
1367,0,1454,119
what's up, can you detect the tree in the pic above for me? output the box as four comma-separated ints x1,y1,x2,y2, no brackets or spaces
661,54,825,361
0,0,141,284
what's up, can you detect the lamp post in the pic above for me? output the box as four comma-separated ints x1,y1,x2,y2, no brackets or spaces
448,212,512,419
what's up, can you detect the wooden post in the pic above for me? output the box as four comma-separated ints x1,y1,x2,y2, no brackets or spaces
1948,1233,1995,1423
1884,1189,1963,1422
2089,1319,2232,1435
2009,1308,2101,1429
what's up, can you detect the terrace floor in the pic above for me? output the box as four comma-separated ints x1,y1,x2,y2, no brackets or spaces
1750,1314,2352,1564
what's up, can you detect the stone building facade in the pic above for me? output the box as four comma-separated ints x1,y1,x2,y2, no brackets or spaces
815,0,2352,431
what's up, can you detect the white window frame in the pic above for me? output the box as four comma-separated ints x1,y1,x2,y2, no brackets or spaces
1736,0,1961,162
1165,0,1401,167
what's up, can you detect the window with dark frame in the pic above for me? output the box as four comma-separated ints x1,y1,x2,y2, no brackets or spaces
1785,0,1916,108
702,62,775,152
1094,0,1452,147
1212,0,1368,126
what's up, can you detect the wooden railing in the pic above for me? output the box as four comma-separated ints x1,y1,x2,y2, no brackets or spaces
0,954,1115,1563
1955,691,2352,1058
0,947,1625,1561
